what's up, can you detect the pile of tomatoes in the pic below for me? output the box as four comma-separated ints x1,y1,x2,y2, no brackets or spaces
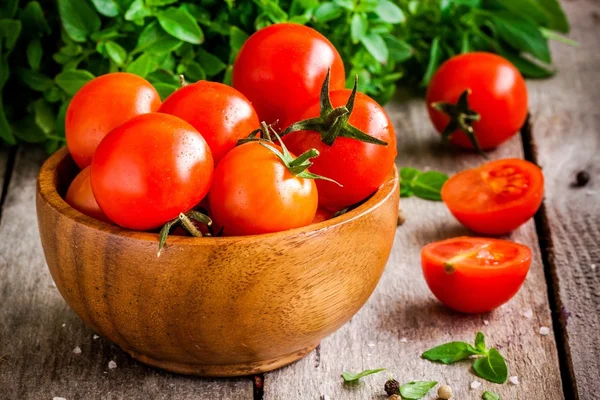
64,23,397,244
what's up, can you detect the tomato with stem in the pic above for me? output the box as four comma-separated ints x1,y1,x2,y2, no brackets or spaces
233,23,345,128
90,113,213,231
422,237,531,313
442,159,544,235
158,80,260,164
426,52,528,152
282,72,397,210
66,72,161,168
65,166,110,223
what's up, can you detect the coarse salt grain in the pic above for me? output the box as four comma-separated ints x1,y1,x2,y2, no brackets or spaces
367,342,375,347
400,338,408,343
509,376,520,385
483,320,489,325
93,334,99,340
470,381,481,389
108,360,117,369
53,397,67,400
72,347,81,354
523,309,534,319
539,326,550,335
62,324,66,327
591,264,596,270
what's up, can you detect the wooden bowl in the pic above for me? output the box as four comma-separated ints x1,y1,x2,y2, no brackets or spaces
36,147,399,377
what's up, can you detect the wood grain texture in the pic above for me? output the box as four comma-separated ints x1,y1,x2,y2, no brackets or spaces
0,147,252,399
527,2,600,399
264,103,563,398
0,147,10,205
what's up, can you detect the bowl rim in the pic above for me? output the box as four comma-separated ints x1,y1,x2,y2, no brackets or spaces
37,147,399,245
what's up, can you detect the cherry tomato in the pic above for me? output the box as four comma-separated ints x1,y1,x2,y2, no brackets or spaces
90,113,213,231
283,90,397,210
442,159,544,235
232,23,345,127
158,81,260,164
66,72,161,168
208,142,318,236
426,52,528,150
64,167,110,223
422,237,531,313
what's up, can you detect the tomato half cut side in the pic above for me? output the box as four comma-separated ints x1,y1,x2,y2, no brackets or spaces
421,237,531,313
441,158,544,235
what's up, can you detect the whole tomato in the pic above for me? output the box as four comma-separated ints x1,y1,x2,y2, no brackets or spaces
66,72,161,168
232,23,345,127
283,75,397,210
65,166,110,223
426,52,528,151
422,237,531,313
90,113,213,231
158,81,260,164
208,140,319,236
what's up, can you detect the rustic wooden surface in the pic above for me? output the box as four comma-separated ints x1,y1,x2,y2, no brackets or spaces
0,148,253,399
526,1,600,399
1,1,598,399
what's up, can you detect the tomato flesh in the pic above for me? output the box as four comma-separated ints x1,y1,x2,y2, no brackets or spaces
442,159,544,234
65,167,110,223
422,237,531,313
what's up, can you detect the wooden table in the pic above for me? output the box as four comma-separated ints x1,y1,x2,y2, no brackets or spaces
1,2,598,399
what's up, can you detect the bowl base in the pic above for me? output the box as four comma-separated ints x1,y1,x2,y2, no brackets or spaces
124,343,319,377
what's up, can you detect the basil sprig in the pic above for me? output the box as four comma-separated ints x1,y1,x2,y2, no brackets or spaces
483,391,501,400
399,381,437,399
422,332,508,384
400,167,448,201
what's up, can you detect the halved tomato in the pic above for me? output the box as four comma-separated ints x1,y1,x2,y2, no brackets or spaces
422,237,531,313
441,159,544,235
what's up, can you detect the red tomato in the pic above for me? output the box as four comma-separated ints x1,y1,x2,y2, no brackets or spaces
64,167,110,223
90,113,213,230
232,23,345,127
158,81,260,164
283,90,397,210
208,142,318,236
422,237,531,313
312,207,334,224
442,159,544,235
66,72,161,168
426,52,528,150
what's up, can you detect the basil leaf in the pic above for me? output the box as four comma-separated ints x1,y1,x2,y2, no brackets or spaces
0,97,15,144
400,167,420,182
0,19,22,51
490,12,551,63
488,0,550,27
124,0,152,22
136,21,183,54
498,48,555,79
18,69,54,92
157,7,204,45
473,348,508,383
474,332,487,353
229,26,248,60
26,39,42,70
44,86,64,104
341,368,387,382
55,69,95,95
0,0,18,19
90,0,120,17
55,101,69,138
58,0,101,43
20,1,51,37
537,0,569,33
422,341,480,364
384,36,412,62
146,0,178,5
314,3,343,22
126,53,156,77
421,36,442,86
361,32,388,64
104,41,127,66
183,60,206,82
483,391,501,400
153,82,178,100
374,0,405,24
12,115,47,143
32,99,56,135
350,13,367,44
411,171,448,201
197,49,227,77
399,381,437,400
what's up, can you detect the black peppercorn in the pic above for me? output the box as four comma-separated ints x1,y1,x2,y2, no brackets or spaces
384,379,400,396
574,170,591,187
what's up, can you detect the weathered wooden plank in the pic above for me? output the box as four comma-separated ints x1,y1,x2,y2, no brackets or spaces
264,100,563,398
0,147,11,208
0,147,253,399
526,3,600,399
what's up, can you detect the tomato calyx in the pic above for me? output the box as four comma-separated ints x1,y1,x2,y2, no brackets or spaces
157,210,212,257
282,70,388,147
431,89,485,155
